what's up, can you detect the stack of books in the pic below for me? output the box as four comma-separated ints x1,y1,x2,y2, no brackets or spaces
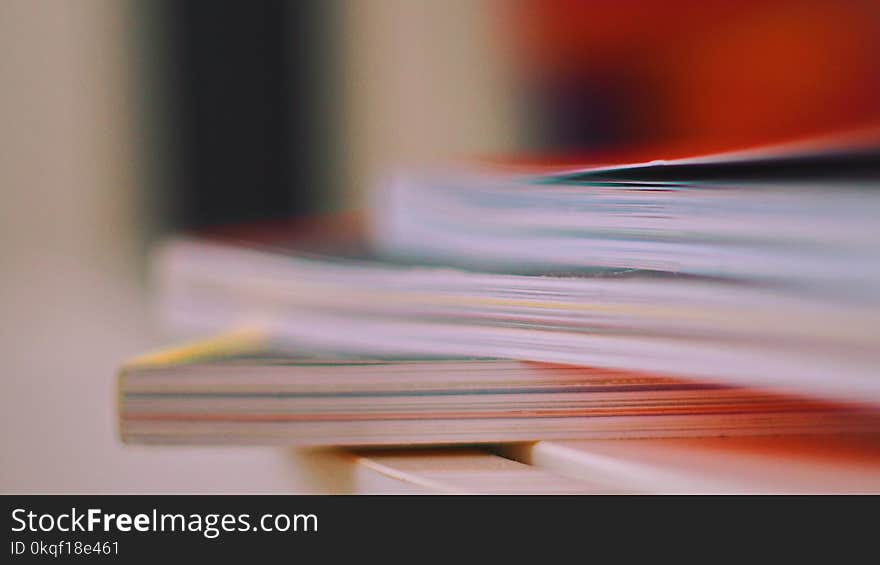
118,129,880,493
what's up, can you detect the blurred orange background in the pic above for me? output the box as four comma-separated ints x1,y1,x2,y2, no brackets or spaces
510,0,880,155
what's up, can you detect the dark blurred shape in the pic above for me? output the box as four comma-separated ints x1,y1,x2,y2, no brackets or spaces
160,0,335,230
511,0,880,155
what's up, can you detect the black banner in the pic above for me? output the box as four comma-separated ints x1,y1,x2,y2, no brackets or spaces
2,496,875,560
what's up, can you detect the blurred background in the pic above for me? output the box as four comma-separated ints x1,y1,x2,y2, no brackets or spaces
2,0,879,492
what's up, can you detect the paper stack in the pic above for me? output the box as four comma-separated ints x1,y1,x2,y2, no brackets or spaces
119,130,880,492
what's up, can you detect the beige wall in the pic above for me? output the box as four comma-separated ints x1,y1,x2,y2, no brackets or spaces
0,0,315,493
0,0,138,280
339,0,520,207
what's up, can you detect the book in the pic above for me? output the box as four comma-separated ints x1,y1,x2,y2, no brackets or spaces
330,434,880,494
154,218,880,406
118,332,879,446
370,128,880,293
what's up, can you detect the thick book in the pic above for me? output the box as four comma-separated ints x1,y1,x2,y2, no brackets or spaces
154,219,880,406
117,332,878,446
